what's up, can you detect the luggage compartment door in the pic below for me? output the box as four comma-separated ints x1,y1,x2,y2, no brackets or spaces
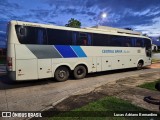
38,59,52,79
16,59,38,80
102,57,112,71
96,57,102,72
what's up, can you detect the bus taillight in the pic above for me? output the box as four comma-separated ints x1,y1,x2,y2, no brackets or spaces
7,57,12,70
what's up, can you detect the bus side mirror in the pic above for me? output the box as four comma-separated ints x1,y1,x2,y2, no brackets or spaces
155,83,160,91
18,26,26,37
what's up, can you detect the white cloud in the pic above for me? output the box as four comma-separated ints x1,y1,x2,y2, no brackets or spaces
133,9,151,16
0,31,6,34
134,16,160,37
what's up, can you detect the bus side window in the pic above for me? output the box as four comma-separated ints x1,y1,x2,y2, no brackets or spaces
87,34,92,45
37,29,43,44
37,28,47,45
136,39,143,47
124,37,132,47
110,35,123,46
93,33,110,46
76,33,88,46
15,25,27,43
19,27,26,37
144,38,151,57
144,39,151,49
72,32,77,45
125,42,130,47
130,37,136,47
15,25,48,44
47,29,72,45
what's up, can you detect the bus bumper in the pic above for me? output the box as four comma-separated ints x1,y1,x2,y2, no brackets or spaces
7,71,16,81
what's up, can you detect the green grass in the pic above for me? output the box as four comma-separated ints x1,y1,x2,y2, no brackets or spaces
152,59,160,63
138,79,160,91
153,51,160,53
0,56,6,64
49,97,151,120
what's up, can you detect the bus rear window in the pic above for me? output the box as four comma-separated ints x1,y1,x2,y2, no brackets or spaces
15,25,47,44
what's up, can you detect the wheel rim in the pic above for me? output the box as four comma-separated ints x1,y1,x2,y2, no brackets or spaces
138,63,142,69
77,68,84,75
58,70,66,79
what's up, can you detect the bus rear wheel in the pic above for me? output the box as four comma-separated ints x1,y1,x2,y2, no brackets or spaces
54,66,69,82
74,65,87,79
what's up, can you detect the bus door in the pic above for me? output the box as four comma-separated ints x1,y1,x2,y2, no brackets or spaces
92,57,102,72
144,39,152,58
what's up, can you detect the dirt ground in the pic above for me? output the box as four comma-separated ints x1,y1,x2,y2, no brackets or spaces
47,69,160,113
148,62,160,68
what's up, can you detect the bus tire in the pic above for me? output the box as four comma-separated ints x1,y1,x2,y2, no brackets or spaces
74,65,87,79
137,61,143,70
54,66,69,82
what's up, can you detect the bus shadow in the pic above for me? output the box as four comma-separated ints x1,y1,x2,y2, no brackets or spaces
0,67,150,90
69,67,149,80
0,74,56,90
86,68,139,78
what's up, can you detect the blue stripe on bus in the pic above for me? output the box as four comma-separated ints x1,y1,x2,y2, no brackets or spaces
71,46,87,57
54,45,78,58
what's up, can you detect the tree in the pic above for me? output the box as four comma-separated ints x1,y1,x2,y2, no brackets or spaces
143,33,148,37
124,28,133,30
65,18,81,28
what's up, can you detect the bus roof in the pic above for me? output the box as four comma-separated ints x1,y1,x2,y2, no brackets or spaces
87,26,142,36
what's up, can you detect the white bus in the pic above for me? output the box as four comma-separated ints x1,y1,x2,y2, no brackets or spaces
6,20,152,82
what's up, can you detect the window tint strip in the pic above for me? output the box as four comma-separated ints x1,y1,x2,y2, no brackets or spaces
71,46,87,57
54,45,78,58
26,45,62,59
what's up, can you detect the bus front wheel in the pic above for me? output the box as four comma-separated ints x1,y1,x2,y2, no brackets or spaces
137,62,143,70
74,65,87,79
54,66,69,82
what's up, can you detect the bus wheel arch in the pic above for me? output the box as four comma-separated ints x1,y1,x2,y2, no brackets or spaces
73,64,88,79
54,65,70,82
137,59,144,70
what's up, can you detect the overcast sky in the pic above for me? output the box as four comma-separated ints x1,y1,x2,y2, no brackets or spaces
0,0,160,40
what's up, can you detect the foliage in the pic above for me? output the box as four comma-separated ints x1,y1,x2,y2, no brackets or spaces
65,18,81,28
142,33,148,37
138,79,160,91
124,28,133,30
0,56,6,64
